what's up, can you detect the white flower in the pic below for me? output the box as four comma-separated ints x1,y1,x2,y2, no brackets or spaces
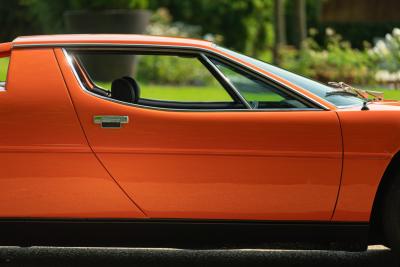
375,70,390,82
325,27,334,36
376,70,400,82
393,28,400,37
374,40,389,55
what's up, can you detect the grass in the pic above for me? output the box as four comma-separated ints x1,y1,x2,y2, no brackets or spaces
96,82,284,102
97,82,234,101
374,89,400,100
97,81,400,102
0,57,9,81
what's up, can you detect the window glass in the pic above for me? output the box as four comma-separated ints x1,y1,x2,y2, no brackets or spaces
0,57,9,90
218,46,364,108
72,52,234,107
136,55,232,102
210,58,309,109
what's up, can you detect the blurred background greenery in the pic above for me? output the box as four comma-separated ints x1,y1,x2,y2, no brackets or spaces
0,0,399,98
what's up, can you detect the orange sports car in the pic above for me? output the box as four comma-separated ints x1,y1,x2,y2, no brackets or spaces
0,34,399,254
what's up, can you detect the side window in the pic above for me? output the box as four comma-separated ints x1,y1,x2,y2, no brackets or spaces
210,58,310,109
69,51,240,109
0,56,9,91
136,55,232,103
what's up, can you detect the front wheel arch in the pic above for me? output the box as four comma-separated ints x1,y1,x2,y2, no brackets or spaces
369,150,400,244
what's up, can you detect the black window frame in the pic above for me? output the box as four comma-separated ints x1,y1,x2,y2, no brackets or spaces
208,56,317,110
68,49,250,110
64,46,323,111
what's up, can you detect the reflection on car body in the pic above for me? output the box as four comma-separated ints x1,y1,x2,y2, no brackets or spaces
0,35,399,256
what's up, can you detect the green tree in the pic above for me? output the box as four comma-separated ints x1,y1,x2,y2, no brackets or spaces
293,0,306,49
2,0,274,56
0,0,41,41
149,0,273,56
68,0,148,9
273,0,286,65
21,0,149,34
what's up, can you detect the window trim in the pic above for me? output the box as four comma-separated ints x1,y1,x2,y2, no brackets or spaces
206,56,317,110
68,50,245,109
199,54,252,109
62,47,325,112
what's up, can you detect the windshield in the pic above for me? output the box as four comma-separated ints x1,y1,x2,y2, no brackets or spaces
218,46,365,108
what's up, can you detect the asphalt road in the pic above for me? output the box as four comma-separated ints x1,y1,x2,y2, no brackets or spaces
0,245,398,267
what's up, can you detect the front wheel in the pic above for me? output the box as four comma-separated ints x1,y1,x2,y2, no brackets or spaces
382,173,400,256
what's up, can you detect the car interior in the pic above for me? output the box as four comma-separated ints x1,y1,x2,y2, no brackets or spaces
70,55,246,109
69,52,312,110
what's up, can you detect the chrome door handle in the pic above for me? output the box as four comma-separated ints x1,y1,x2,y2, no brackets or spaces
93,115,129,128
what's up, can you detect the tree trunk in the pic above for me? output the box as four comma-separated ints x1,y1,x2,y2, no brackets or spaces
294,0,307,49
64,9,150,81
273,0,286,65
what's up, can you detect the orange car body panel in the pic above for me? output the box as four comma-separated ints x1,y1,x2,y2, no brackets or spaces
0,47,145,218
0,42,11,57
0,34,398,222
333,105,400,221
56,47,343,220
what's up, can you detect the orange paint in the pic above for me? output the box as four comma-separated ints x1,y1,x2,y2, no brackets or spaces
0,42,12,57
55,47,343,221
0,35,398,223
0,47,145,218
333,105,400,221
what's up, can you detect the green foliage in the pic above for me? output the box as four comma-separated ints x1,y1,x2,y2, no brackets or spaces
20,0,149,34
149,0,274,56
21,0,72,34
316,22,400,50
68,0,148,10
0,0,42,41
136,55,216,86
146,8,201,38
281,28,376,85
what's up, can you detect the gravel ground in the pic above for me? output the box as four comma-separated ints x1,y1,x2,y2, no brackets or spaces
0,246,398,267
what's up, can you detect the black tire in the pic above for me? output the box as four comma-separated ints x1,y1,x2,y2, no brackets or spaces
382,172,400,255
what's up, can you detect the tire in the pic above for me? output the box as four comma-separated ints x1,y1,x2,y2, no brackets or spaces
382,171,400,255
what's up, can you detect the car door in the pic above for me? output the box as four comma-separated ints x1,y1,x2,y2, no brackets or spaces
0,48,145,219
57,47,342,221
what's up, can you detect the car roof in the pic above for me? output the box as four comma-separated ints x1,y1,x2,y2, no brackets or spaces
13,34,214,48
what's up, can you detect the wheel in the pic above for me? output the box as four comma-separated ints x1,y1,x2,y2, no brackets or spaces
382,171,400,255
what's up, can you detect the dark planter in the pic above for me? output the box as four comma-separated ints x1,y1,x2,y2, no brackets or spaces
64,10,150,82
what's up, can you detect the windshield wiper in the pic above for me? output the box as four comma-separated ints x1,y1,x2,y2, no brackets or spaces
327,81,384,101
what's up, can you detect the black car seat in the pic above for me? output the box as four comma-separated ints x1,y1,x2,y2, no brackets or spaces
111,77,137,103
122,76,140,103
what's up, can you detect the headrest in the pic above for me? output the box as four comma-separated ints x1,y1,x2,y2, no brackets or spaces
122,76,140,102
111,78,136,103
